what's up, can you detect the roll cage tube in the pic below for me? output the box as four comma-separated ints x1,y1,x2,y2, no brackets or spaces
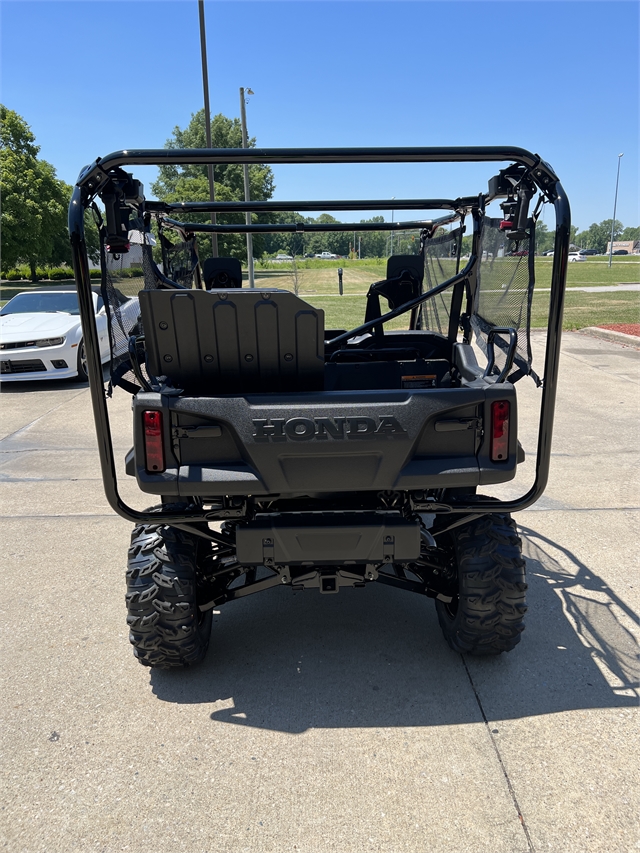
145,198,467,214
69,147,569,527
160,217,447,234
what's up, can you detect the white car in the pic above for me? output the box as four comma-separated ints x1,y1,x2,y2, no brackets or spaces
0,285,139,382
568,252,586,263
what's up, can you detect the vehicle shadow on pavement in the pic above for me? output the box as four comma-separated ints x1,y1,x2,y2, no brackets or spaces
149,527,639,731
518,526,639,699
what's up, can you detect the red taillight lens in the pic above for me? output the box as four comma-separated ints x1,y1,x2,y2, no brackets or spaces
491,401,510,462
143,410,165,473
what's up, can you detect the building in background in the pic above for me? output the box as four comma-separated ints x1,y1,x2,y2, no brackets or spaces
606,240,640,254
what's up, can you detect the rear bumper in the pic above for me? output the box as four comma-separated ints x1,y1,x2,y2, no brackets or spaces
130,387,519,498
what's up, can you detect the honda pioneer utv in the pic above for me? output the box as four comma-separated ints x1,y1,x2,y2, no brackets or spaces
69,146,569,668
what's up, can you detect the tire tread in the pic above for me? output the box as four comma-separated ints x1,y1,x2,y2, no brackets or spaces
125,511,212,669
436,510,527,656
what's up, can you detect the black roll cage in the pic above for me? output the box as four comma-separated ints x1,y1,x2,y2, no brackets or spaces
69,146,570,530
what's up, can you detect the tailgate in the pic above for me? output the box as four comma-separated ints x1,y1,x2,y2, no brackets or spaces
132,387,518,496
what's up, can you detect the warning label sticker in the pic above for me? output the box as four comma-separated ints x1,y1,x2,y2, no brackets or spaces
401,374,437,389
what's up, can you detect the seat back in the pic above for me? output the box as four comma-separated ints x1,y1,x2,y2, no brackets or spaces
139,288,325,393
202,257,243,289
364,255,423,338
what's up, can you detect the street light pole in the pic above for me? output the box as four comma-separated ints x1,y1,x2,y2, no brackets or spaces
608,153,623,268
390,198,396,256
198,0,217,257
239,87,255,287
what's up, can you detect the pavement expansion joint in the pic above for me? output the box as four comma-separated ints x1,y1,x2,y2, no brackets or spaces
0,388,88,442
462,656,536,853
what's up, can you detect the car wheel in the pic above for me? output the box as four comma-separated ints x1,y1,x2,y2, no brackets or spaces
74,339,89,382
435,509,527,655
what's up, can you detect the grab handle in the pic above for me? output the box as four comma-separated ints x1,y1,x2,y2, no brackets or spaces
483,327,518,383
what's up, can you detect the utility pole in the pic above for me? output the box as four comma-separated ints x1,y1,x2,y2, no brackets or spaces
390,198,396,255
198,0,218,257
239,87,255,287
608,153,623,268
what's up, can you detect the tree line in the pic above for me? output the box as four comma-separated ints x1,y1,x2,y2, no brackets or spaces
2,105,637,280
535,221,639,255
0,106,101,280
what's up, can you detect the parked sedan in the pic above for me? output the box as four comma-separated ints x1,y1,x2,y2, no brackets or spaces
0,285,139,382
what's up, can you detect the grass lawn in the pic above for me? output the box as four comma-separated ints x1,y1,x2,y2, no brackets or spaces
531,288,639,330
303,291,640,332
534,256,639,288
2,257,638,331
254,258,639,330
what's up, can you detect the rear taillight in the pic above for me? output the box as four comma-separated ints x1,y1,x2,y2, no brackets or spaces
491,401,510,462
143,410,165,473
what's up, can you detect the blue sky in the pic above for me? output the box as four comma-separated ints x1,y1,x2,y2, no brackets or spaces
1,0,638,230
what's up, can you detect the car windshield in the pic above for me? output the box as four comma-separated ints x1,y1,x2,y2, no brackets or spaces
0,291,98,316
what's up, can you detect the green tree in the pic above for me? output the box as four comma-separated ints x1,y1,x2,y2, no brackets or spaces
576,219,624,253
303,214,351,257
569,224,580,247
620,226,639,242
356,217,389,258
394,231,421,256
261,211,308,257
151,110,275,262
1,106,74,280
534,222,554,254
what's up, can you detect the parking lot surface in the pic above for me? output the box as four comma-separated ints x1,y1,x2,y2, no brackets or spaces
1,331,638,853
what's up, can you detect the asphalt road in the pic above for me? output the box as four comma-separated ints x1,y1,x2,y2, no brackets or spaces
1,330,638,853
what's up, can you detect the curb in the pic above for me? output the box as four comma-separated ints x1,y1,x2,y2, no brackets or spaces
576,327,640,347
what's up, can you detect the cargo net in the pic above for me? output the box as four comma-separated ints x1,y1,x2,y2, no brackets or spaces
470,217,538,384
418,227,461,334
159,231,200,289
100,228,192,394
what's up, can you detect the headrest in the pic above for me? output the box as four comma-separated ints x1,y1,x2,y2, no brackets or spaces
202,257,243,289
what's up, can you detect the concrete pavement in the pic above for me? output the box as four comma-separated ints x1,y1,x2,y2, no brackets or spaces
1,331,638,853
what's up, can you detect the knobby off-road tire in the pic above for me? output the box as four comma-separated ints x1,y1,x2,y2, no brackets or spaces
126,513,213,668
435,510,527,655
